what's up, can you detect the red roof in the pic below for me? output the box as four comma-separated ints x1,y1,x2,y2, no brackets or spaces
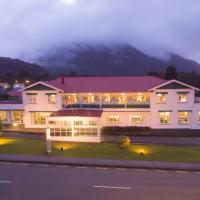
46,76,166,93
50,109,103,117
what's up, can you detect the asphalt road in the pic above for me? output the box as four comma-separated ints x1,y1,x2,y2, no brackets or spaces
0,162,200,200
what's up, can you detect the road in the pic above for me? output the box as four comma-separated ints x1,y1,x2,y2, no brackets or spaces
0,162,200,200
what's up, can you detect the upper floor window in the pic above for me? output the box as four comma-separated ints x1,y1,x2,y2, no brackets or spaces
107,115,120,124
198,111,200,124
178,111,190,125
159,112,170,124
157,93,166,103
48,94,56,104
178,92,188,103
130,114,143,124
27,94,37,104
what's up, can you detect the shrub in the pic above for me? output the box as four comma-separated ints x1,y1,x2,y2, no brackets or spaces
119,135,131,149
101,126,151,136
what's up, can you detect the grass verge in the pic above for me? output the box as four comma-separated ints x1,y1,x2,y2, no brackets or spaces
1,138,200,163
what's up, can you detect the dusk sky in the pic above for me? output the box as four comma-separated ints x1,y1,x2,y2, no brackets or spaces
0,0,200,62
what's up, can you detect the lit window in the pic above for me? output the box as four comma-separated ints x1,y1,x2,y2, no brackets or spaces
198,111,200,124
178,94,187,103
103,94,111,103
0,111,7,122
178,112,189,124
12,111,23,123
157,93,166,103
28,95,37,104
159,112,170,124
130,115,143,124
31,112,51,125
64,95,78,105
107,115,120,124
48,94,56,104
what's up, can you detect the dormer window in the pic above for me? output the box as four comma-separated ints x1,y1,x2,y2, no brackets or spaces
177,92,188,103
156,92,167,103
27,93,37,104
47,93,56,104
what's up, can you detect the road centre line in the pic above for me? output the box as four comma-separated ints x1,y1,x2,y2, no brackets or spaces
0,180,12,184
115,168,128,171
76,166,87,169
56,165,69,168
36,164,49,167
93,185,131,190
96,167,108,170
18,163,30,166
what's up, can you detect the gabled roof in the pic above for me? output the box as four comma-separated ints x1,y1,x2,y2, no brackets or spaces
50,109,103,118
20,81,63,92
148,79,199,91
45,76,166,93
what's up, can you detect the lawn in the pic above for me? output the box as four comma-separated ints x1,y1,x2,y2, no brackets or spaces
1,137,200,163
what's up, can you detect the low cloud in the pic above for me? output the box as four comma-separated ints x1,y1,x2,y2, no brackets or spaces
0,0,200,62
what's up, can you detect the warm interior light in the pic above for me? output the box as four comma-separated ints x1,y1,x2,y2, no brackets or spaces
13,123,18,127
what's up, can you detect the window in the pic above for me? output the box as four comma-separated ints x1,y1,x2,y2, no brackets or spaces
157,93,166,103
31,112,51,125
198,111,200,124
28,95,37,104
64,95,78,105
130,114,143,124
178,94,187,103
50,128,72,137
178,112,189,124
73,119,98,136
0,111,7,122
12,111,23,123
159,112,170,124
103,94,111,103
107,115,120,124
48,94,56,104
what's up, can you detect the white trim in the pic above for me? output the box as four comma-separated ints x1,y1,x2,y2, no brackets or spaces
148,79,199,91
19,81,64,92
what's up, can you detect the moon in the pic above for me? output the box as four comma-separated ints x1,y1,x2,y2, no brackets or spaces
59,0,77,5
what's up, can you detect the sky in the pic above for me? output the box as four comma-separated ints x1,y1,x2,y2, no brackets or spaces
0,0,200,62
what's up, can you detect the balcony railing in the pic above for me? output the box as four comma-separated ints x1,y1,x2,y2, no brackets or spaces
63,102,150,109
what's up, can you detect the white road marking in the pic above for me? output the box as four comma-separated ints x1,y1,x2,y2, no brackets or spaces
57,165,69,168
134,169,147,172
76,166,87,169
0,180,12,184
18,163,30,166
176,170,187,173
116,168,128,171
37,164,49,167
96,167,107,170
93,185,131,190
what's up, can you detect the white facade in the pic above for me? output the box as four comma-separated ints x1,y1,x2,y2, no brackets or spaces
0,78,200,142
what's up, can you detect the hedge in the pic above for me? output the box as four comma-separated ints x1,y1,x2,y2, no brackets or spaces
101,126,151,135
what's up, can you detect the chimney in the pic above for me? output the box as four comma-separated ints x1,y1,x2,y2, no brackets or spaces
61,74,64,85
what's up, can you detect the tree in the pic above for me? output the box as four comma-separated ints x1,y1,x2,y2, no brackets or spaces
164,65,177,80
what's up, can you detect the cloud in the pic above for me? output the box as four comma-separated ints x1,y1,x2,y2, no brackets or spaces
0,0,200,61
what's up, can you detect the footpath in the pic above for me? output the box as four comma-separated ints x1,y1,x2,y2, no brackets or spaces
0,154,200,171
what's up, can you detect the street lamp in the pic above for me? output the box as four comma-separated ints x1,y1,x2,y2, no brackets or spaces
46,127,51,154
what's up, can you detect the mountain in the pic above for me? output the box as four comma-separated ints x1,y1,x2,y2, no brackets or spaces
0,57,48,83
37,44,200,76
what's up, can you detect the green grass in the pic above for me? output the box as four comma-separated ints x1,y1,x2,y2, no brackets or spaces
1,137,200,163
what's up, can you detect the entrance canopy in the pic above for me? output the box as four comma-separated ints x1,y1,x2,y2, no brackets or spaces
50,109,103,118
